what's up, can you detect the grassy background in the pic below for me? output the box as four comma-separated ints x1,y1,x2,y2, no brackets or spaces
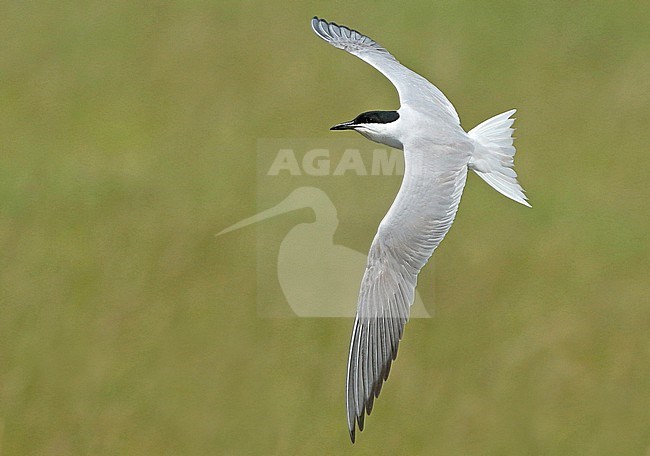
1,1,649,454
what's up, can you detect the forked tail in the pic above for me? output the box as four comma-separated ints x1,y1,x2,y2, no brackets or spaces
468,109,531,207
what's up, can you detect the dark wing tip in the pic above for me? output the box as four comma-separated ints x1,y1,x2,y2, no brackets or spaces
310,17,378,52
346,316,406,444
310,17,329,44
310,17,341,43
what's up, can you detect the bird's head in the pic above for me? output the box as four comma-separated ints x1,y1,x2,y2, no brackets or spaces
330,110,402,149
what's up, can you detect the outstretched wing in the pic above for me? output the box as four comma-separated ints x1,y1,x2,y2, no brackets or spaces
346,142,470,442
345,240,414,443
311,17,460,124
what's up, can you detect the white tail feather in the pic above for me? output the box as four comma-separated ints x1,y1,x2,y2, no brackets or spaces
468,109,531,207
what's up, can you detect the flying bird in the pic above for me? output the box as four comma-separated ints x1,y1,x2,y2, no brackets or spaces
311,17,531,442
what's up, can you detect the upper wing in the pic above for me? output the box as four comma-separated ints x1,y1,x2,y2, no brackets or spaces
346,145,469,442
311,17,460,124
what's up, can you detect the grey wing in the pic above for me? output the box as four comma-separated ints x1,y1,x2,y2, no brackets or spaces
311,17,460,124
346,240,415,443
346,155,469,442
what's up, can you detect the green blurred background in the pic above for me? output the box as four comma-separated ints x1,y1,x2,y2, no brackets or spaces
1,1,648,454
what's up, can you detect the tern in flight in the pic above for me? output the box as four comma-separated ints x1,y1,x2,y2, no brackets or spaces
311,17,530,442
